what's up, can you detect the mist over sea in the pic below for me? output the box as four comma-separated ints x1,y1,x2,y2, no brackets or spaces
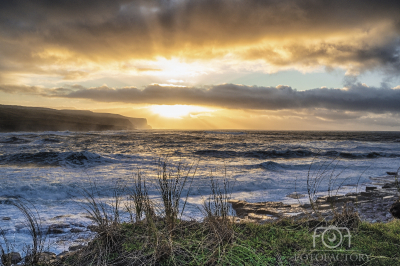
1,130,400,253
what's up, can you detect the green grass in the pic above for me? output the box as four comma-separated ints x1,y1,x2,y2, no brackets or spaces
61,218,400,266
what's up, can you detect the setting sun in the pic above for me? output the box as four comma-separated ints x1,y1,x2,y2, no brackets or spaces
149,105,213,118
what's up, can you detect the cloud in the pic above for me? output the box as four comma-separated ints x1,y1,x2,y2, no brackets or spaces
242,40,400,75
0,84,43,94
1,0,400,80
33,82,400,114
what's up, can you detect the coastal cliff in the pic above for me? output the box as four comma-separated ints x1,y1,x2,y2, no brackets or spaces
0,104,151,132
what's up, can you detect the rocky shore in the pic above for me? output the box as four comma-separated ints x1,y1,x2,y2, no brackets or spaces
228,174,400,224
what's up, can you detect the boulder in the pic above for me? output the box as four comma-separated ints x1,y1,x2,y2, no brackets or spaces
382,183,398,189
1,252,22,265
387,172,398,176
48,228,64,234
48,223,70,234
24,252,56,264
50,223,70,229
390,200,400,219
38,252,57,263
69,244,85,251
57,251,71,260
70,228,85,233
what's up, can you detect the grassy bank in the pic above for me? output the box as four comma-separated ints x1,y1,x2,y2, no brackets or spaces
58,216,400,266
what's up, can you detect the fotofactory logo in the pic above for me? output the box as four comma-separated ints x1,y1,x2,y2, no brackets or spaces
294,225,370,263
313,225,351,249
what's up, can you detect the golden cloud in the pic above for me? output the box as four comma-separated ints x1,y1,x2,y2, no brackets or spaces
0,0,399,82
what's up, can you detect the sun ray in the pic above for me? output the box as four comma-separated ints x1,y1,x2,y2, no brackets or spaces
149,105,213,119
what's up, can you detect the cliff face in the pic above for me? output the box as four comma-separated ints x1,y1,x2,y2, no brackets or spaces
0,105,151,132
129,118,152,129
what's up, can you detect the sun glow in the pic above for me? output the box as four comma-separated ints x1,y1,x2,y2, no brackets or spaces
150,105,213,118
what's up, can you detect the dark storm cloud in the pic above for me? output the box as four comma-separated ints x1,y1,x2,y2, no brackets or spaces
43,83,400,114
244,40,400,74
1,0,400,77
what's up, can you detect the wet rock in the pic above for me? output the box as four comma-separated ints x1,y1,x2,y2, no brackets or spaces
360,192,373,197
70,228,85,233
357,196,372,201
326,196,342,203
51,215,71,220
69,244,85,251
229,200,294,218
39,252,56,263
48,223,70,234
229,174,400,225
1,252,22,265
48,228,64,234
286,192,305,199
252,208,281,217
315,204,333,210
71,222,86,227
382,183,398,189
326,196,357,203
57,251,71,260
87,225,99,232
383,196,395,200
390,200,400,219
51,223,70,229
25,252,56,264
387,172,398,176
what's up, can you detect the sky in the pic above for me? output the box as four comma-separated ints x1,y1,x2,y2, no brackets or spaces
1,0,400,130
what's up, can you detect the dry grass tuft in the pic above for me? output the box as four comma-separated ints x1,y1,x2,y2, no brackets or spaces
155,159,197,232
10,198,46,265
332,204,361,230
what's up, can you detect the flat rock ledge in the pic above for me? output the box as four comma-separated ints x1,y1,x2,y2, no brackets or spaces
229,182,400,224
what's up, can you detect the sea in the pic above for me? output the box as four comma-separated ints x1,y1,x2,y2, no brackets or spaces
1,130,400,254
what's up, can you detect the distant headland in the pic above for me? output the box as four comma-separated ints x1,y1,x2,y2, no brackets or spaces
0,104,151,132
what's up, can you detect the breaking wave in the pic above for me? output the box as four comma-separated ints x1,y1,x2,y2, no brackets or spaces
0,151,112,167
194,149,400,159
0,136,31,144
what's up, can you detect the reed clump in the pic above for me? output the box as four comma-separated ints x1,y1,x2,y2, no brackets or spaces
62,161,239,266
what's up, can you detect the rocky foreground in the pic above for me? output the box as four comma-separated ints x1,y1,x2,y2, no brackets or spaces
229,173,400,224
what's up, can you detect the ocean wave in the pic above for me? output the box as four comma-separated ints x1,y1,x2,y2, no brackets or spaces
0,151,112,167
194,149,316,159
204,131,246,135
0,136,31,144
41,138,61,143
259,161,285,171
194,149,400,159
31,138,62,145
